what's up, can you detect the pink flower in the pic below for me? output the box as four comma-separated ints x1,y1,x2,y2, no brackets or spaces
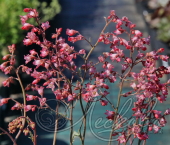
157,95,166,103
24,105,36,112
137,51,145,59
26,31,38,40
98,35,104,42
133,109,143,118
114,29,122,35
98,56,105,62
104,70,111,76
132,125,141,134
152,110,162,119
95,77,104,87
109,76,116,83
117,134,126,143
32,79,40,85
40,49,49,58
82,93,92,102
89,66,96,74
130,82,137,89
36,86,44,97
160,55,169,61
102,83,109,89
23,39,33,46
66,29,78,36
107,63,114,70
116,19,123,29
0,62,8,71
46,81,55,91
20,15,29,24
23,8,32,12
105,110,115,120
122,16,128,21
110,54,118,61
100,100,108,106
24,54,34,64
136,132,148,140
4,66,13,74
11,103,22,110
2,77,13,87
129,23,136,28
21,23,33,30
2,54,10,60
79,49,86,54
164,108,170,115
8,44,16,53
110,10,116,16
121,38,128,46
159,117,167,127
86,84,96,90
41,21,50,30
21,66,32,74
30,49,37,56
121,64,128,72
134,30,143,37
26,95,37,101
89,89,99,97
153,125,160,133
112,35,119,45
125,57,132,63
28,9,38,18
157,48,164,53
68,35,84,43
0,98,10,106
33,59,44,68
68,94,75,101
10,57,15,65
39,98,46,106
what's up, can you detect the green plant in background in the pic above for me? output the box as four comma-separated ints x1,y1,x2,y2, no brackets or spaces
157,17,170,42
143,0,170,43
0,0,61,60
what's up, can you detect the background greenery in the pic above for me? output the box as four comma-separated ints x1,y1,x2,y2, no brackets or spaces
0,0,61,59
143,0,170,43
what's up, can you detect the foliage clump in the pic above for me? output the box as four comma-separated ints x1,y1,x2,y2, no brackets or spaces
0,0,61,58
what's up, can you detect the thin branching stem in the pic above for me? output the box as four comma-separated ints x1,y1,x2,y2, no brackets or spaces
15,66,27,141
0,127,17,145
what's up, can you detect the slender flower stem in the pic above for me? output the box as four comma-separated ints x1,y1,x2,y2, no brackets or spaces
142,140,146,145
53,72,61,145
78,17,115,145
53,104,59,145
85,17,114,61
27,117,37,145
0,127,17,145
108,79,124,145
70,101,73,145
33,128,37,145
15,66,27,141
79,85,86,145
108,63,134,145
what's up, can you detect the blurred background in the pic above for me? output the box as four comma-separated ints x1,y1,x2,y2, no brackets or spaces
0,0,170,145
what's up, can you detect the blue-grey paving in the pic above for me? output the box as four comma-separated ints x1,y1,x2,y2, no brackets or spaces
0,0,170,145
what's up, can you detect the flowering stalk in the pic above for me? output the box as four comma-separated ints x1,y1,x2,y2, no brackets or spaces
70,101,74,145
52,103,59,145
15,66,27,141
0,127,17,145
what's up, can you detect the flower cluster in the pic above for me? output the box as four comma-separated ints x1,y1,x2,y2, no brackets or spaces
0,8,170,145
